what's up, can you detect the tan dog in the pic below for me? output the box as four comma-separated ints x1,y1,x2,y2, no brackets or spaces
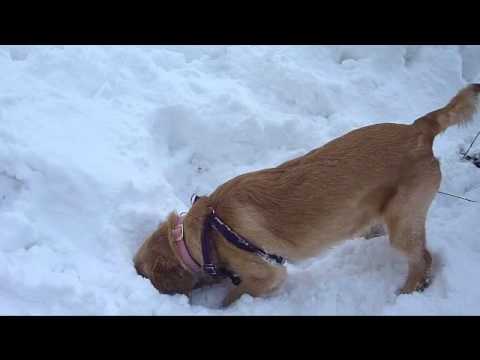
134,84,480,307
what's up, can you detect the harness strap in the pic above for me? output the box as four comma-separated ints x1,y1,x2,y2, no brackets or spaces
201,213,241,285
192,194,285,286
210,212,285,265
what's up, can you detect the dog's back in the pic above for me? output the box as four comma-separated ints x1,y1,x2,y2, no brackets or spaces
205,123,432,259
205,85,480,260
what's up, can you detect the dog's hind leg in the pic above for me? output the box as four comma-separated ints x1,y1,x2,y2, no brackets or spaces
386,215,432,294
384,157,440,294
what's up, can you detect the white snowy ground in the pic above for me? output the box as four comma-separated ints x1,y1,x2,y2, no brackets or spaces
1,45,480,315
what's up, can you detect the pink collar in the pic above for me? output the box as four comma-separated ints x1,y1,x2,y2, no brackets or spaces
171,214,202,273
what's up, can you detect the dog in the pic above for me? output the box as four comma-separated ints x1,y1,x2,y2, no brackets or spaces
134,84,480,307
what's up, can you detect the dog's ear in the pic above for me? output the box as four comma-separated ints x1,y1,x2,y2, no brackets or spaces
149,256,197,296
133,225,167,279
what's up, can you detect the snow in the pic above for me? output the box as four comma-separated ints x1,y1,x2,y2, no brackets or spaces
1,45,480,315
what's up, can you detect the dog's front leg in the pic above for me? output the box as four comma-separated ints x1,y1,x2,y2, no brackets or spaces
221,280,271,308
221,267,287,308
221,284,249,308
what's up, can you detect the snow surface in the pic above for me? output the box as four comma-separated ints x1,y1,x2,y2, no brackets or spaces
1,45,480,315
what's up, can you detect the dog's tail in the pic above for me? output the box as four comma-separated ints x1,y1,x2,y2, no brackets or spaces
413,84,480,138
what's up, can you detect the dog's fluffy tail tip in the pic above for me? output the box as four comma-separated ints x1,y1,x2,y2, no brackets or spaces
446,83,480,126
415,83,480,135
462,83,480,101
470,83,480,92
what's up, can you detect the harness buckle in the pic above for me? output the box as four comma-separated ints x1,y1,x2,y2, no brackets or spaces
258,252,285,266
203,263,218,276
229,273,242,286
191,193,200,205
273,255,286,265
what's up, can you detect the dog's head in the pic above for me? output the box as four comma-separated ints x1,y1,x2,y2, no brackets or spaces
133,212,198,296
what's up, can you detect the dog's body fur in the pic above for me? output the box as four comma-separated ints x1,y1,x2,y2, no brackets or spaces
134,84,480,307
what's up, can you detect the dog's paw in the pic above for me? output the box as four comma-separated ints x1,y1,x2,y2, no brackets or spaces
397,275,432,295
414,276,432,293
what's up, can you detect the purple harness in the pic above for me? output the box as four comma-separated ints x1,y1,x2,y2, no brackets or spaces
192,195,286,286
